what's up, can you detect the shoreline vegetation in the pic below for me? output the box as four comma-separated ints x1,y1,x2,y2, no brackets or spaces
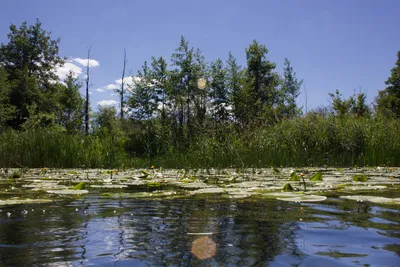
1,116,400,168
0,20,400,169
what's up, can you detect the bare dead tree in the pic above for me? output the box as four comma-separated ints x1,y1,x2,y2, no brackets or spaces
303,83,308,115
84,46,92,135
118,49,129,120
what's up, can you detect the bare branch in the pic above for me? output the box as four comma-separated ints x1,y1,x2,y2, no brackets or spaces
84,45,92,135
119,49,128,120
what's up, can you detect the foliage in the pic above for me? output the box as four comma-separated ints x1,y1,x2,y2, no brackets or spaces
290,172,300,181
57,72,84,133
329,90,370,118
0,19,64,129
0,21,399,168
375,51,400,118
310,172,323,181
278,58,303,118
353,174,368,182
282,183,294,192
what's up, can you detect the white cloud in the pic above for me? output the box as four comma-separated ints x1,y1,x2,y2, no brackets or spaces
73,58,100,68
95,75,147,95
97,100,119,107
105,84,119,90
55,62,83,81
115,76,142,85
95,83,119,93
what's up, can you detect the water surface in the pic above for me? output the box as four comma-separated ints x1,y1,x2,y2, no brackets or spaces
0,193,399,266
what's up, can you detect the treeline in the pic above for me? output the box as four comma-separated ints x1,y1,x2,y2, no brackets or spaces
0,20,399,168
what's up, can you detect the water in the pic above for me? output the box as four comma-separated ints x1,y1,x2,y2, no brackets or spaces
0,193,399,266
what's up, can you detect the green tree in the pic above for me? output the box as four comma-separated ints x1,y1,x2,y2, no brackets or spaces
226,52,244,124
0,67,15,130
279,58,303,119
0,19,63,85
0,19,64,128
57,71,84,133
150,56,171,152
351,93,370,118
329,90,370,118
170,36,196,145
128,61,157,121
94,105,120,136
243,40,280,124
329,90,353,118
150,56,169,120
209,58,229,124
192,48,208,132
375,51,400,118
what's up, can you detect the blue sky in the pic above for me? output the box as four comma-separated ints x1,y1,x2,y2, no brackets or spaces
0,0,399,111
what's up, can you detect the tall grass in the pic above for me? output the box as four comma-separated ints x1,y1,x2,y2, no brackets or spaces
1,116,400,168
154,116,400,168
0,129,132,168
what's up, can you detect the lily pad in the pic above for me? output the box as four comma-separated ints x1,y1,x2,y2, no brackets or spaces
178,182,212,189
277,195,327,202
315,251,367,258
223,188,255,199
344,185,387,191
261,192,301,198
191,188,225,194
310,172,323,181
340,195,400,205
126,191,178,198
290,172,300,181
283,183,294,192
353,174,368,182
47,189,89,195
147,181,161,187
74,182,86,190
90,184,128,189
0,198,53,206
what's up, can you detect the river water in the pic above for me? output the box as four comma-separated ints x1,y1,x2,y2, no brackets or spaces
0,192,399,266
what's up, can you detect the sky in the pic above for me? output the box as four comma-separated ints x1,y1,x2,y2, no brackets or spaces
0,0,399,111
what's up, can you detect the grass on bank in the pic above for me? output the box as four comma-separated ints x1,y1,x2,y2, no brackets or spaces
1,115,400,168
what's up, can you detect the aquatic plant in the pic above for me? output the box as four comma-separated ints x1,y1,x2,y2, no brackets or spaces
353,174,368,182
300,172,307,191
12,171,21,178
290,171,300,181
73,182,86,190
310,172,323,181
283,183,294,192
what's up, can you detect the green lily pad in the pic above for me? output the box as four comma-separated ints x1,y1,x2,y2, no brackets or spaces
315,250,367,258
138,170,150,179
283,183,294,192
344,185,387,191
353,175,368,182
262,192,301,198
47,189,89,195
0,198,53,206
340,195,400,205
310,172,323,181
223,188,255,199
277,195,327,202
147,181,161,187
90,184,128,189
127,191,178,198
290,172,300,181
191,188,225,194
74,182,86,190
178,182,212,189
